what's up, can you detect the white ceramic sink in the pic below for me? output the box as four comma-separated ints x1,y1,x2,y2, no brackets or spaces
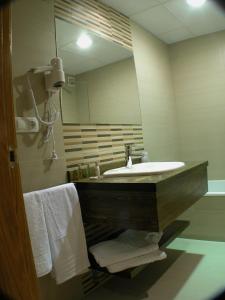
103,162,185,177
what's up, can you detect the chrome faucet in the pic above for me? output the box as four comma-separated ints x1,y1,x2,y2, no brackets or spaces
125,143,133,167
125,143,145,167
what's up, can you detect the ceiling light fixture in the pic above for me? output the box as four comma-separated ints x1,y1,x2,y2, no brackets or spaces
76,34,93,49
186,0,206,7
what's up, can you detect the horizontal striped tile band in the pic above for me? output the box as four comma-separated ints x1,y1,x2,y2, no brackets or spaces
63,124,144,170
54,0,132,50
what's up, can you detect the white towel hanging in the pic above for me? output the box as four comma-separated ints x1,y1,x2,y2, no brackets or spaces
24,183,90,284
23,192,52,277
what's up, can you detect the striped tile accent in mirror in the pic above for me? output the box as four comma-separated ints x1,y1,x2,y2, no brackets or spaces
63,124,144,170
54,0,132,50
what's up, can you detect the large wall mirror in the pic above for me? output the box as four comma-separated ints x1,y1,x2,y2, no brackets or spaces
55,18,142,124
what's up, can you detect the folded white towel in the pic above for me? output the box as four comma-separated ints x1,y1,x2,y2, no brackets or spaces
89,230,162,267
107,250,167,273
41,183,90,284
23,192,52,277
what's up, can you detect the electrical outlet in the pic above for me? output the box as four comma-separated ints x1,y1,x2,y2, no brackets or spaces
16,117,39,133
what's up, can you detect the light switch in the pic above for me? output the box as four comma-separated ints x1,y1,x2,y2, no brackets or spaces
16,117,39,133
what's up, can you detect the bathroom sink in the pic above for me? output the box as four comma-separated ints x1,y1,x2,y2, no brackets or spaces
103,162,185,177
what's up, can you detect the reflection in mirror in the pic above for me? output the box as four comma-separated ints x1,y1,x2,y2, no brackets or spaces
61,78,90,123
55,18,142,124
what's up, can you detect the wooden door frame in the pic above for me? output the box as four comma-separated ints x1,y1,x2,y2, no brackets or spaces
0,4,39,300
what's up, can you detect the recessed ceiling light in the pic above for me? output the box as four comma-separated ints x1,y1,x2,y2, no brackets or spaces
186,0,206,7
76,34,93,49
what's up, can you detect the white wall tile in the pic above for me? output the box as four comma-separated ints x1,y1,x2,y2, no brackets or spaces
170,30,225,179
132,22,180,161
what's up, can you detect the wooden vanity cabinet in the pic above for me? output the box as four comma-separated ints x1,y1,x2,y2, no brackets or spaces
75,161,208,231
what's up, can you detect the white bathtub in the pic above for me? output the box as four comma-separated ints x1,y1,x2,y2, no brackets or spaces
207,180,225,196
179,180,225,241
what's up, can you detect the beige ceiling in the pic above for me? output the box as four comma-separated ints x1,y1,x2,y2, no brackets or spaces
100,0,225,44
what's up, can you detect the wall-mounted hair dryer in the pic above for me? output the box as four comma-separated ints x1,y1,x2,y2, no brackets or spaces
26,57,65,160
31,57,65,93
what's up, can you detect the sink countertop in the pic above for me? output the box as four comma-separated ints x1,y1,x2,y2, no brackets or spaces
75,161,208,185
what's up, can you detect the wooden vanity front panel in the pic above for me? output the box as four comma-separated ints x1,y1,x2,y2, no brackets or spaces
157,163,208,230
75,162,208,231
77,183,159,230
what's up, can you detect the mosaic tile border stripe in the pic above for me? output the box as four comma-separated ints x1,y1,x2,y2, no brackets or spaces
63,124,144,170
54,0,132,50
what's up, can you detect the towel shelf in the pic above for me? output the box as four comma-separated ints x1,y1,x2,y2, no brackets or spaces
88,220,190,279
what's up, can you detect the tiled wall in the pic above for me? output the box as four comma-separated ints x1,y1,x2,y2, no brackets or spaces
179,195,225,242
63,123,144,170
170,30,225,241
131,22,180,162
12,0,67,193
170,30,225,179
